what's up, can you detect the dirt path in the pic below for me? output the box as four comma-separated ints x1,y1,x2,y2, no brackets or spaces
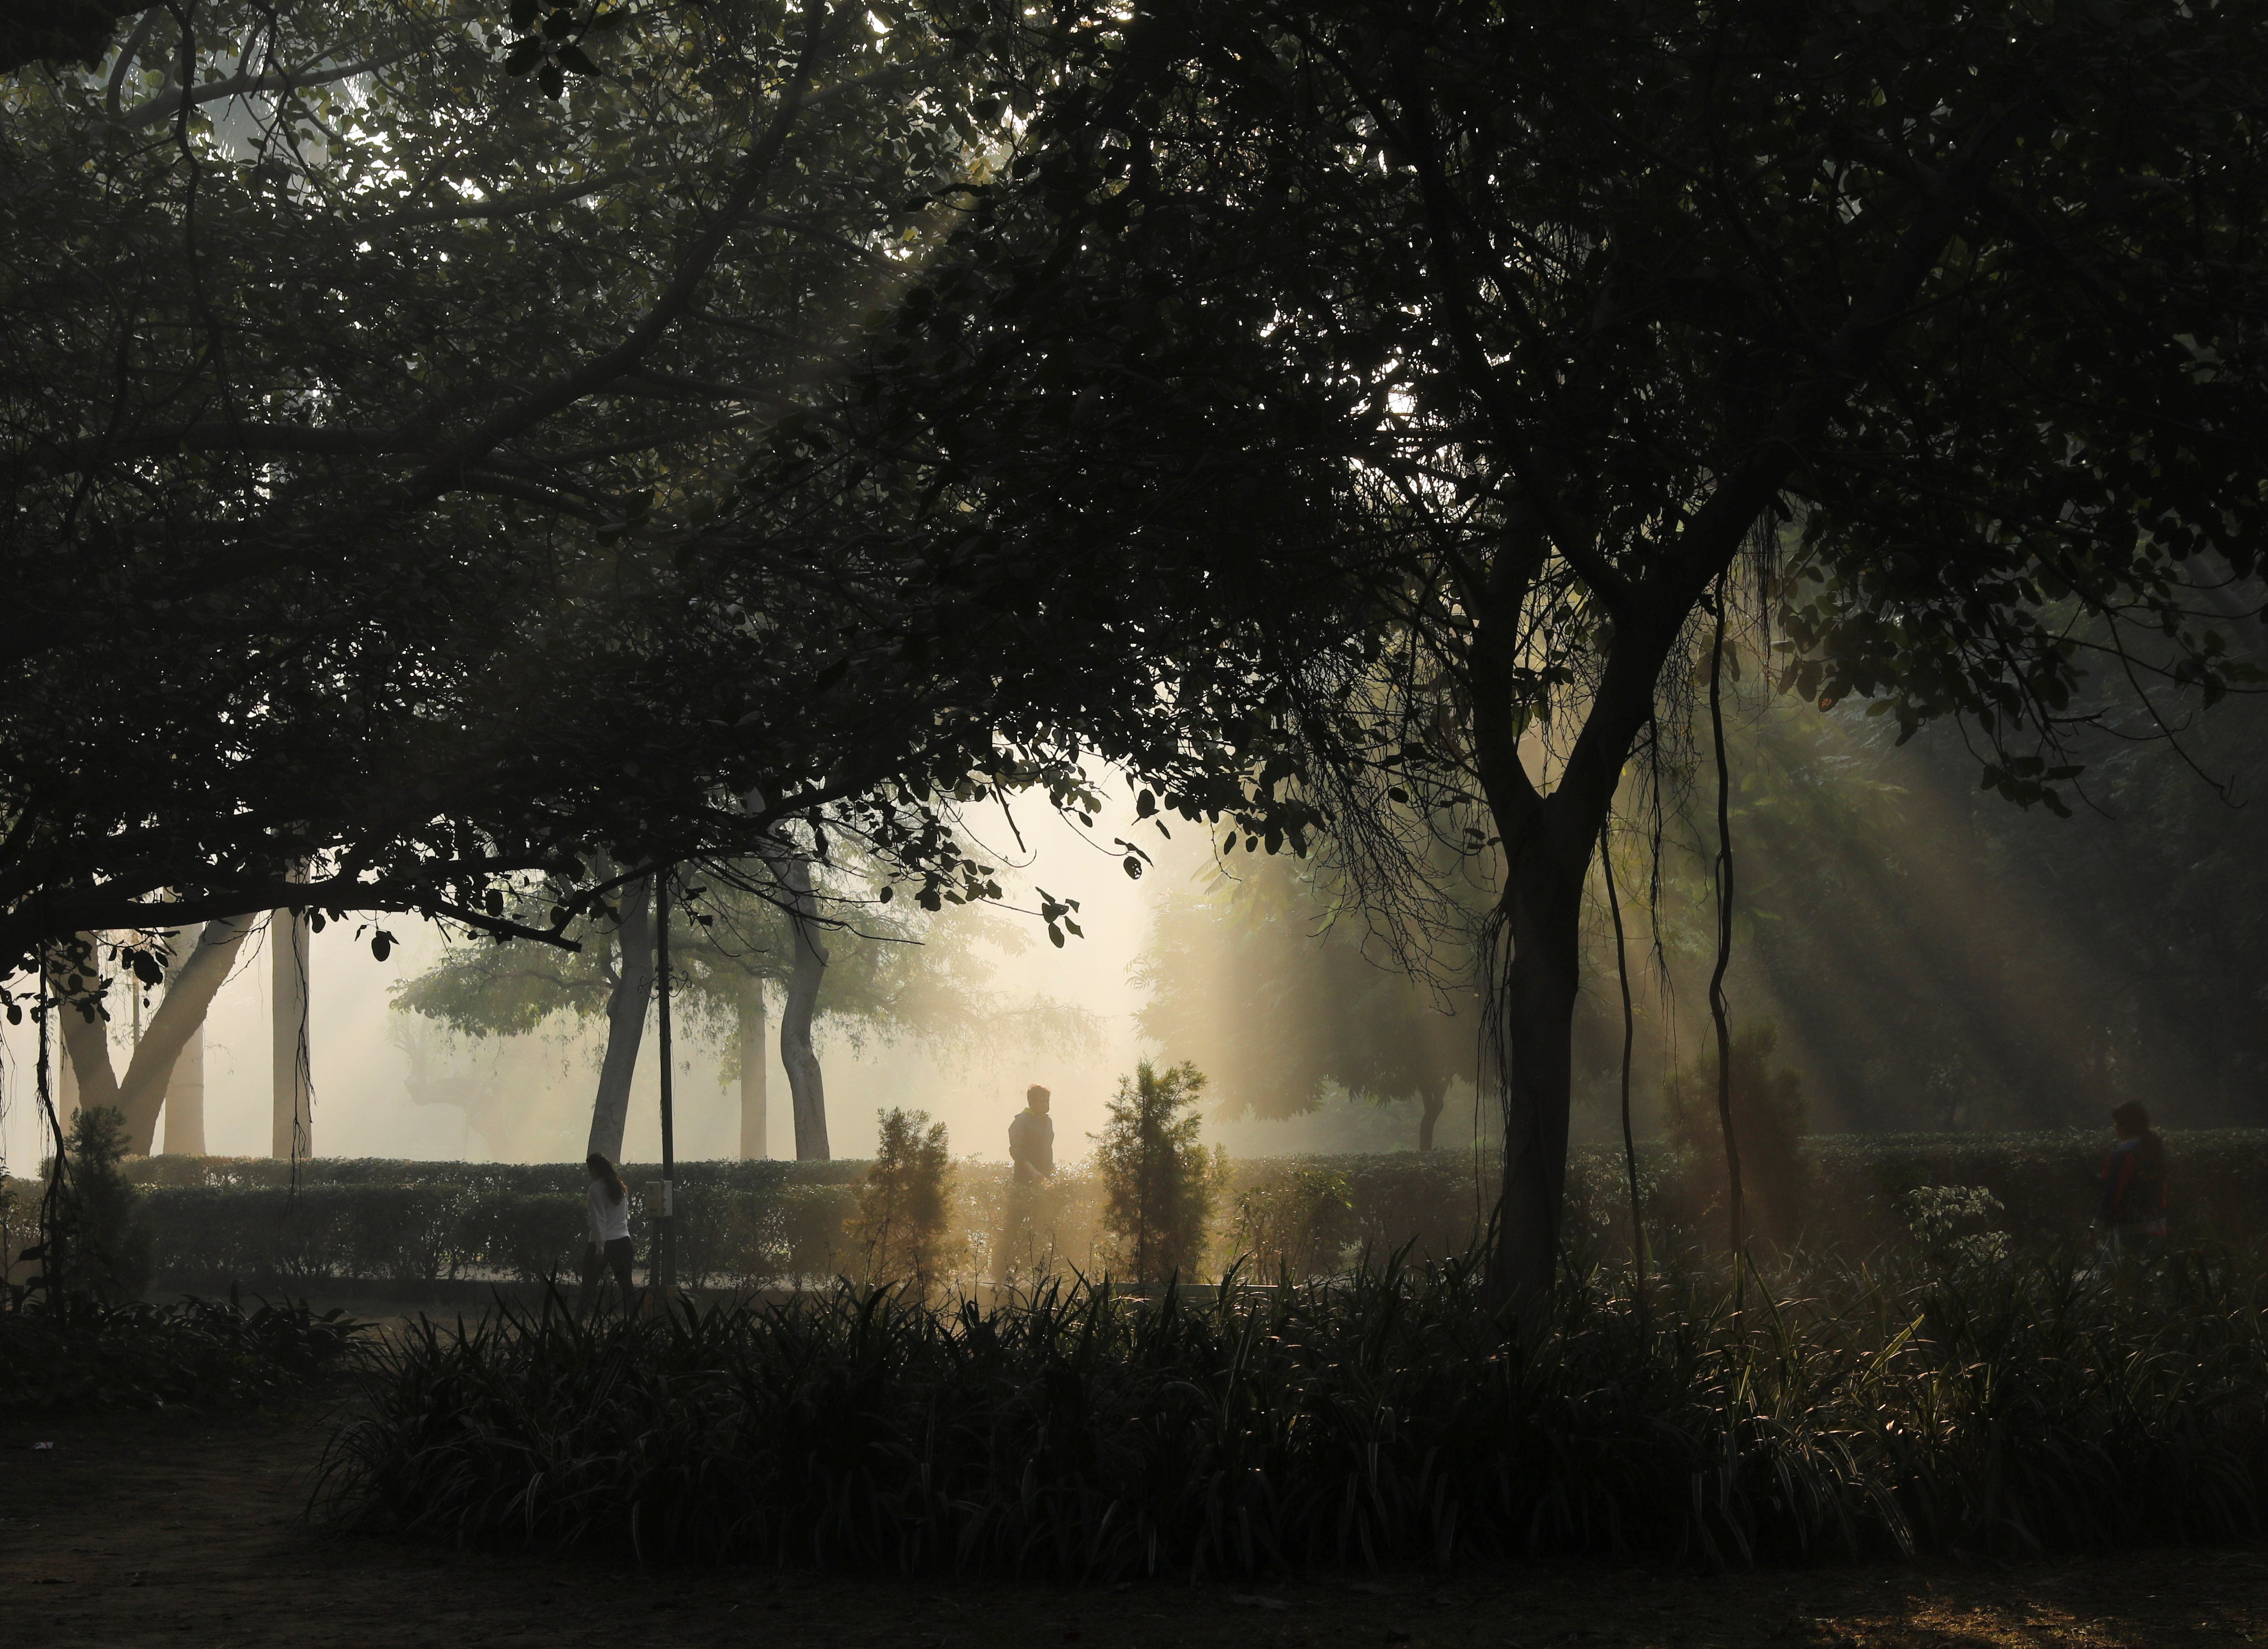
4,1405,2264,1649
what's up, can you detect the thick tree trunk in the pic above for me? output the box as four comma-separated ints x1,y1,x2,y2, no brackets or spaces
161,922,206,1156
271,902,312,1160
774,850,831,1161
54,920,252,1153
586,874,654,1163
739,976,768,1160
58,1035,78,1126
1416,1082,1445,1151
1485,853,1587,1305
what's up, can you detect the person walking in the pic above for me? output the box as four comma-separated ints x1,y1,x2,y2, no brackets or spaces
996,1085,1057,1289
583,1151,638,1315
2097,1101,2169,1259
1009,1084,1055,1184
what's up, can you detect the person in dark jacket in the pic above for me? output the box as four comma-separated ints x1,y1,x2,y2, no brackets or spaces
2097,1101,2168,1256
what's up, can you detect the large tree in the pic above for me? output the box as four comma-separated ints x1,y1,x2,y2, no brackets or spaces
858,0,2268,1297
0,0,1051,979
3,0,1329,1100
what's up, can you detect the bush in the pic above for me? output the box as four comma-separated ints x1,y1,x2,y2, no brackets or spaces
315,1249,2268,1574
97,1130,2268,1297
1096,1061,1223,1284
849,1110,954,1291
1229,1165,1355,1278
48,1107,155,1301
1663,1021,1808,1248
0,1291,367,1409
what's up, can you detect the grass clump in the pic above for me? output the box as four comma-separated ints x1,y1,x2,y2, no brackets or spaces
315,1248,2268,1576
0,1290,368,1410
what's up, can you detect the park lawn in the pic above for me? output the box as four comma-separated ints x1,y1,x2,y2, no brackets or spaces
2,1404,2262,1649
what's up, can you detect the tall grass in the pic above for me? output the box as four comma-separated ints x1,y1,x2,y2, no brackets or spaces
315,1249,2268,1576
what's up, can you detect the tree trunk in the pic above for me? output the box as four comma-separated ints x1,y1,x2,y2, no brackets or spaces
58,1034,78,1126
271,901,312,1161
774,850,831,1161
54,920,252,1153
1485,856,1587,1306
161,922,206,1156
739,975,769,1160
1416,1082,1445,1151
586,874,654,1163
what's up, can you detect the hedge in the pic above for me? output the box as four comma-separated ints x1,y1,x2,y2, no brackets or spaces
5,1128,2259,1297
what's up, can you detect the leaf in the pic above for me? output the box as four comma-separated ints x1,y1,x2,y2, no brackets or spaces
559,43,599,76
539,60,565,100
503,36,543,75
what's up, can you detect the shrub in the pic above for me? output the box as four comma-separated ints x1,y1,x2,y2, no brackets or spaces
848,1110,954,1291
1229,1165,1355,1278
52,1107,154,1301
1095,1061,1223,1284
1663,1020,1809,1248
315,1249,2268,1575
0,1290,367,1409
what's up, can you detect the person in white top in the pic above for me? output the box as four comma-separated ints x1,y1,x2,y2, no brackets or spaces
582,1152,637,1315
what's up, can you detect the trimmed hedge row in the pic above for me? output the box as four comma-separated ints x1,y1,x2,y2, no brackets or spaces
6,1128,2256,1295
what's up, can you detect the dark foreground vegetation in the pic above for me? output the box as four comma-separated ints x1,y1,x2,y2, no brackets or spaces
0,1291,365,1410
316,1248,2268,1577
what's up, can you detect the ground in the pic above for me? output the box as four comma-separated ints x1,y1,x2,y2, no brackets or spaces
3,1404,2264,1649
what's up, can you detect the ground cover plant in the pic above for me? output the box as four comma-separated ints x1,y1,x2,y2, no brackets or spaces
316,1246,2268,1576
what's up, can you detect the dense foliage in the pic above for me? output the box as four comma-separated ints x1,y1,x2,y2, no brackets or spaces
317,1252,2268,1572
0,1291,366,1409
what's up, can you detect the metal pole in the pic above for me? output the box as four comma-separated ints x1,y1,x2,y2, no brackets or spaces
656,865,676,1294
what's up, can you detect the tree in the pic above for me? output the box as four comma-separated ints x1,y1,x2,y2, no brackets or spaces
1094,1060,1220,1285
0,0,1086,973
870,0,2268,1298
1134,852,1476,1150
849,1107,953,1291
395,855,1095,1157
4,0,1329,1088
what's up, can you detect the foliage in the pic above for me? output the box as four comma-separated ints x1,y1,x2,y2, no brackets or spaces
2,0,1324,997
848,1108,954,1291
1661,1022,1810,1250
1227,1166,1355,1280
873,0,2268,1295
49,1105,154,1300
1095,1062,1222,1285
1583,692,2268,1136
1899,1186,2011,1277
317,1250,2268,1573
394,862,1093,1063
1135,852,1478,1150
0,1290,366,1410
91,1130,2268,1295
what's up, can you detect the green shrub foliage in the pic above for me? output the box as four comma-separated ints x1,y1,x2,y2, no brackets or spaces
54,1106,154,1300
1663,1021,1809,1248
850,1109,954,1290
0,1292,366,1409
317,1252,2268,1574
1096,1061,1222,1284
1230,1165,1356,1278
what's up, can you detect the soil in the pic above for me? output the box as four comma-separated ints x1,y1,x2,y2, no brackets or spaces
3,1402,2265,1649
